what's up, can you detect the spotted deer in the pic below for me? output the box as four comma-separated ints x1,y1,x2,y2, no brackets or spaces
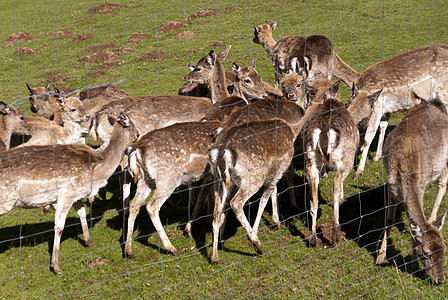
0,112,138,274
253,21,359,88
0,102,29,151
349,43,448,179
376,100,448,284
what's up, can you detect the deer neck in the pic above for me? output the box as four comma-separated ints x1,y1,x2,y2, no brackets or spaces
289,103,320,137
262,36,277,60
207,60,231,103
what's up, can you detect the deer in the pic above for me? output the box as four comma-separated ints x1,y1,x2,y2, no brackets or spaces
376,99,448,284
0,101,29,151
121,51,268,257
293,79,359,246
349,43,448,179
0,112,138,274
14,96,90,147
253,21,359,88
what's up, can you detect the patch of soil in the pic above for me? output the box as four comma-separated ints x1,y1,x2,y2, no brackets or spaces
6,32,34,42
129,32,151,43
300,220,346,247
225,7,234,13
177,31,196,39
160,21,185,32
88,43,117,53
79,45,133,67
209,41,224,48
97,61,120,69
13,47,37,55
73,33,94,41
83,256,110,268
87,70,106,78
50,29,73,38
41,71,74,85
188,9,217,20
89,3,123,14
137,50,167,61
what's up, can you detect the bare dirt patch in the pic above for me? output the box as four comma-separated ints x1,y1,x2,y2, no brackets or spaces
41,71,74,85
160,21,186,32
137,50,167,62
6,32,34,42
79,47,133,66
129,32,151,43
73,33,94,41
209,41,225,48
88,43,117,53
89,3,123,14
188,9,218,20
50,29,73,39
87,70,107,78
13,47,37,55
97,61,120,69
83,256,110,268
177,31,196,39
300,220,345,247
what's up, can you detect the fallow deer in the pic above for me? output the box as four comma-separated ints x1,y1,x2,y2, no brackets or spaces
349,43,448,179
253,21,359,88
0,102,29,151
377,100,447,284
0,112,138,274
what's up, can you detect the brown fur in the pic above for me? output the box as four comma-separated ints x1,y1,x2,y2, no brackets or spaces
377,101,447,283
0,102,29,151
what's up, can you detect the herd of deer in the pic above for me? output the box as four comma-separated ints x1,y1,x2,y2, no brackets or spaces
0,21,447,283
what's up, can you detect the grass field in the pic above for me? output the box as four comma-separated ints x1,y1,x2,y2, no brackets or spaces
1,0,448,298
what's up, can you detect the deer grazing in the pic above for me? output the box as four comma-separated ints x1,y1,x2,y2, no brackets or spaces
253,21,359,88
0,101,29,151
349,43,448,179
376,100,447,284
0,112,138,274
298,79,359,246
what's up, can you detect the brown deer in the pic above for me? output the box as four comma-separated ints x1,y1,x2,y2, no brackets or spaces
0,102,29,151
349,43,448,179
253,21,359,88
376,100,447,284
0,112,138,274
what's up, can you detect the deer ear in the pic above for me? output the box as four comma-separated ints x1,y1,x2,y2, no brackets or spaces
250,58,256,69
118,112,131,128
232,62,242,77
0,101,10,115
218,45,231,62
269,21,277,31
26,84,36,96
367,89,383,107
350,82,357,98
206,50,217,67
433,212,447,231
44,83,51,92
409,222,422,239
55,97,65,109
54,88,61,95
329,78,341,97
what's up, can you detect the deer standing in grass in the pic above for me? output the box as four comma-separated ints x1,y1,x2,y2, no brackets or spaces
376,100,447,284
253,21,359,88
122,51,268,257
349,43,448,179
0,101,29,151
0,112,138,274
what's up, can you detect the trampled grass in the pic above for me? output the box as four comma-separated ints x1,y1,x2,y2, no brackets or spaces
0,0,447,298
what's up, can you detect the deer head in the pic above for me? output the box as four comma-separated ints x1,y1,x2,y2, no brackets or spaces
252,21,277,47
232,60,267,101
347,83,383,125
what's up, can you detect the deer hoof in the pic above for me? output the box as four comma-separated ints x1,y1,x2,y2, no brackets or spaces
353,169,363,180
51,264,63,275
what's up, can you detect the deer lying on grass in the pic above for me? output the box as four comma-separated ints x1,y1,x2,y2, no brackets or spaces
377,99,447,284
15,96,89,147
121,51,268,257
298,79,359,246
0,112,138,274
0,101,29,151
253,21,359,88
349,43,448,179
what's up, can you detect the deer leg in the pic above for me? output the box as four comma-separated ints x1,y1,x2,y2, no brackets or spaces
429,165,448,223
354,105,383,179
373,120,389,162
211,186,231,264
73,200,95,248
146,182,180,256
51,201,72,275
270,186,281,230
185,177,213,238
332,167,351,247
375,200,397,265
253,184,278,233
124,178,152,258
307,162,320,246
285,164,299,211
230,181,264,254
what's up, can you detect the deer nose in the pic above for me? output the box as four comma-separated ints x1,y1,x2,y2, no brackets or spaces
84,114,91,122
287,93,295,99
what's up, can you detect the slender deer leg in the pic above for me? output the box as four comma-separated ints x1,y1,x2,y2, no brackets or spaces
429,165,448,223
373,120,389,162
51,202,72,275
73,200,95,248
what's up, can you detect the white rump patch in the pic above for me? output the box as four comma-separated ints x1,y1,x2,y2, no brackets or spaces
311,129,321,149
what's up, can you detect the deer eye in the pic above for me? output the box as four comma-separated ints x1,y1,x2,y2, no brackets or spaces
296,83,301,87
244,79,251,84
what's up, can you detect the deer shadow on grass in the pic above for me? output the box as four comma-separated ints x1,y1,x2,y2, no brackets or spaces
339,183,428,281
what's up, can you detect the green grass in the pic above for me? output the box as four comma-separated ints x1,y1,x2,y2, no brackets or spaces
1,0,448,298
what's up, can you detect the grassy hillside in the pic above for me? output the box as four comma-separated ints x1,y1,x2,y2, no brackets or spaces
0,0,447,298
